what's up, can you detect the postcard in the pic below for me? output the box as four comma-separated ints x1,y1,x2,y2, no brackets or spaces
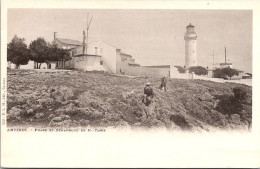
1,0,260,168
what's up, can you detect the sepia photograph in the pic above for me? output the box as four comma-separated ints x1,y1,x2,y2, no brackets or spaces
1,1,260,168
6,9,252,131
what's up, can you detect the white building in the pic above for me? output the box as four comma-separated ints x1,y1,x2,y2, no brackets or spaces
184,23,197,68
52,31,140,73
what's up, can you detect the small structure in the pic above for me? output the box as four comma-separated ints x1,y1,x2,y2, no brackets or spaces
219,47,233,68
220,62,233,68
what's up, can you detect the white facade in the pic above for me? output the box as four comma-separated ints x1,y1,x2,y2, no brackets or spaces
8,60,56,69
8,60,34,69
72,41,118,73
87,41,117,73
220,63,233,68
184,23,197,68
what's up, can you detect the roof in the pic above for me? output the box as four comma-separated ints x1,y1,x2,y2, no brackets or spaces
142,65,171,68
55,38,82,46
74,54,101,57
220,63,232,65
129,63,140,66
120,51,132,57
88,40,119,49
236,69,244,73
241,73,251,76
186,23,195,28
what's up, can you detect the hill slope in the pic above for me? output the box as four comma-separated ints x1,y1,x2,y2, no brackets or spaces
7,70,252,131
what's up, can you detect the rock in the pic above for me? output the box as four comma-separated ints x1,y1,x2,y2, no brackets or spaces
48,114,55,121
64,115,70,120
32,104,43,112
37,98,54,107
62,120,72,127
230,114,241,124
26,109,34,115
35,112,44,119
8,107,21,117
220,118,229,126
79,119,89,125
52,116,63,122
50,86,74,103
213,99,220,109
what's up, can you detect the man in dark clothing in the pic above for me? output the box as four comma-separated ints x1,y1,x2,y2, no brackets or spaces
160,75,167,92
143,83,154,106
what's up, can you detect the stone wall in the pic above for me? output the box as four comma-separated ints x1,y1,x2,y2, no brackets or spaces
119,65,170,78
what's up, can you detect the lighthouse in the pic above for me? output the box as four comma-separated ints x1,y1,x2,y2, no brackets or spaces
184,23,197,68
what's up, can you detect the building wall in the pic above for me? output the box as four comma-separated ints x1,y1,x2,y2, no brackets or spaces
185,38,197,68
119,65,170,78
220,64,233,68
170,66,190,79
116,49,128,74
87,41,117,73
73,56,104,71
8,60,56,69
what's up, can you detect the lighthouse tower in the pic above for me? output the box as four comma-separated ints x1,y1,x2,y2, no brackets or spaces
184,23,197,68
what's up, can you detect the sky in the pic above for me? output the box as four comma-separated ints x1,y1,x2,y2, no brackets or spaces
7,9,252,73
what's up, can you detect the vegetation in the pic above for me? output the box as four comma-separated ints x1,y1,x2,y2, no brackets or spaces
213,67,239,80
29,38,49,69
175,66,186,73
233,87,247,102
189,66,208,75
8,36,70,69
47,44,71,68
7,70,252,131
216,86,250,126
29,38,71,69
7,35,30,69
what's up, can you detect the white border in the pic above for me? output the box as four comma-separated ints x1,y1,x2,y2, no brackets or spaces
1,0,260,168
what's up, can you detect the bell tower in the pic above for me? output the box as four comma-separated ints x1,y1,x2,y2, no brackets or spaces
184,23,197,68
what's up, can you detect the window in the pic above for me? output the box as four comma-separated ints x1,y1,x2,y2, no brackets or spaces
95,47,98,55
100,61,103,65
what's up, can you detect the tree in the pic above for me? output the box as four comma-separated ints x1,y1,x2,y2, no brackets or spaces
29,37,49,69
29,38,71,69
222,67,239,80
47,44,71,68
7,35,29,69
213,67,239,80
189,66,208,75
175,66,186,73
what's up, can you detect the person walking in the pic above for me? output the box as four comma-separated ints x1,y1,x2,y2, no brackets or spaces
160,75,167,92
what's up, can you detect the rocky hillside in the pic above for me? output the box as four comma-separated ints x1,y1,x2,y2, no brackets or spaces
7,70,252,131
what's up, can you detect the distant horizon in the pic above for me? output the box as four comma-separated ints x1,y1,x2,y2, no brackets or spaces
7,9,252,73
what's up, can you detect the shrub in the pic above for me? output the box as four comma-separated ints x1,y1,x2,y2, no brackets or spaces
213,67,239,79
233,87,247,102
189,66,208,75
174,66,186,73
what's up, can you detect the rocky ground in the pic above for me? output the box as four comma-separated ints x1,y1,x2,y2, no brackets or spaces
7,69,252,131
